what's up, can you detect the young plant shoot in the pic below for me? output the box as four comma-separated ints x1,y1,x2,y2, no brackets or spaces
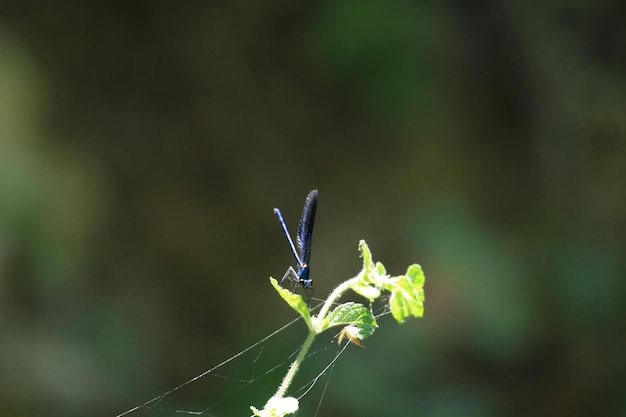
251,240,425,417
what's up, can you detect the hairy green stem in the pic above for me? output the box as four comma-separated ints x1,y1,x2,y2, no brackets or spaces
273,329,316,398
314,277,360,330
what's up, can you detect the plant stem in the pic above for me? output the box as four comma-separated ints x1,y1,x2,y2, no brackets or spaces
314,276,359,330
273,329,316,399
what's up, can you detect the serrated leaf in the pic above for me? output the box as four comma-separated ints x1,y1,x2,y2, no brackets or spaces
385,266,425,323
406,264,425,287
326,302,367,324
322,302,377,339
388,282,424,323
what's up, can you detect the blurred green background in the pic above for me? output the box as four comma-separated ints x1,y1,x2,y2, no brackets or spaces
1,1,625,416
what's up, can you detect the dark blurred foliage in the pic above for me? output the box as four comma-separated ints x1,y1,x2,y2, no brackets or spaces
1,1,625,416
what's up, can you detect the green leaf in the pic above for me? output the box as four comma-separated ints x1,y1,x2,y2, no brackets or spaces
351,241,387,300
270,278,312,328
350,282,382,301
358,240,374,280
359,240,372,266
386,264,425,323
406,263,425,287
389,290,422,323
321,302,377,339
376,261,387,276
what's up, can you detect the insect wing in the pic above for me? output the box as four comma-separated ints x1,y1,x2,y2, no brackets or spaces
296,189,318,264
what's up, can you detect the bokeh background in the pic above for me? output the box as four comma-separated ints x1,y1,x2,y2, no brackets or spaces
1,1,625,416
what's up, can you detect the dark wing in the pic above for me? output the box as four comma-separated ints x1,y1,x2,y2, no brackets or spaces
297,189,318,264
